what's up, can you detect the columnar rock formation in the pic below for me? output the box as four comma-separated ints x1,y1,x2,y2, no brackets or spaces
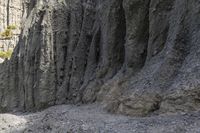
0,0,200,117
0,0,23,51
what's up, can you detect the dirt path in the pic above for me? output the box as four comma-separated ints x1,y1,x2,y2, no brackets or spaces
0,104,200,133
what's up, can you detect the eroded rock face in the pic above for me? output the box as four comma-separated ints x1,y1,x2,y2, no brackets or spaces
0,0,200,116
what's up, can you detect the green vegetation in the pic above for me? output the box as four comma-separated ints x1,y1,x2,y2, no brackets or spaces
1,29,13,39
0,24,17,39
0,50,13,59
7,25,17,30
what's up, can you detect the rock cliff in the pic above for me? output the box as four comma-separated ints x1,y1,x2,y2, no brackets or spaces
0,0,200,117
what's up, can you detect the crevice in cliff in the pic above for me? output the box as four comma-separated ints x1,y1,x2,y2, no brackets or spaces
116,1,126,72
122,0,150,73
94,28,101,67
6,0,10,26
26,1,36,17
140,0,150,67
53,31,58,104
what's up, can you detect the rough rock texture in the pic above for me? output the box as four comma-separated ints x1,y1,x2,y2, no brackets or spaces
0,0,23,51
1,104,200,133
0,0,200,117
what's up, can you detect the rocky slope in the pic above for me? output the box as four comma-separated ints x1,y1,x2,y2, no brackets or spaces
1,104,200,133
0,0,200,118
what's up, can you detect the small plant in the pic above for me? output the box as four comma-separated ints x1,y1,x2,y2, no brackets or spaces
0,24,17,39
1,29,13,39
7,25,17,30
0,50,13,59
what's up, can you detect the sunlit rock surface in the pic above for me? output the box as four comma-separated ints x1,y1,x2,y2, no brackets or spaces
0,0,23,51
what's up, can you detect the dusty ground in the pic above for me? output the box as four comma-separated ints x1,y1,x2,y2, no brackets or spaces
0,104,200,133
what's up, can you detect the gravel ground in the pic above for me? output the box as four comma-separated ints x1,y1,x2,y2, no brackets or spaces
0,104,200,133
